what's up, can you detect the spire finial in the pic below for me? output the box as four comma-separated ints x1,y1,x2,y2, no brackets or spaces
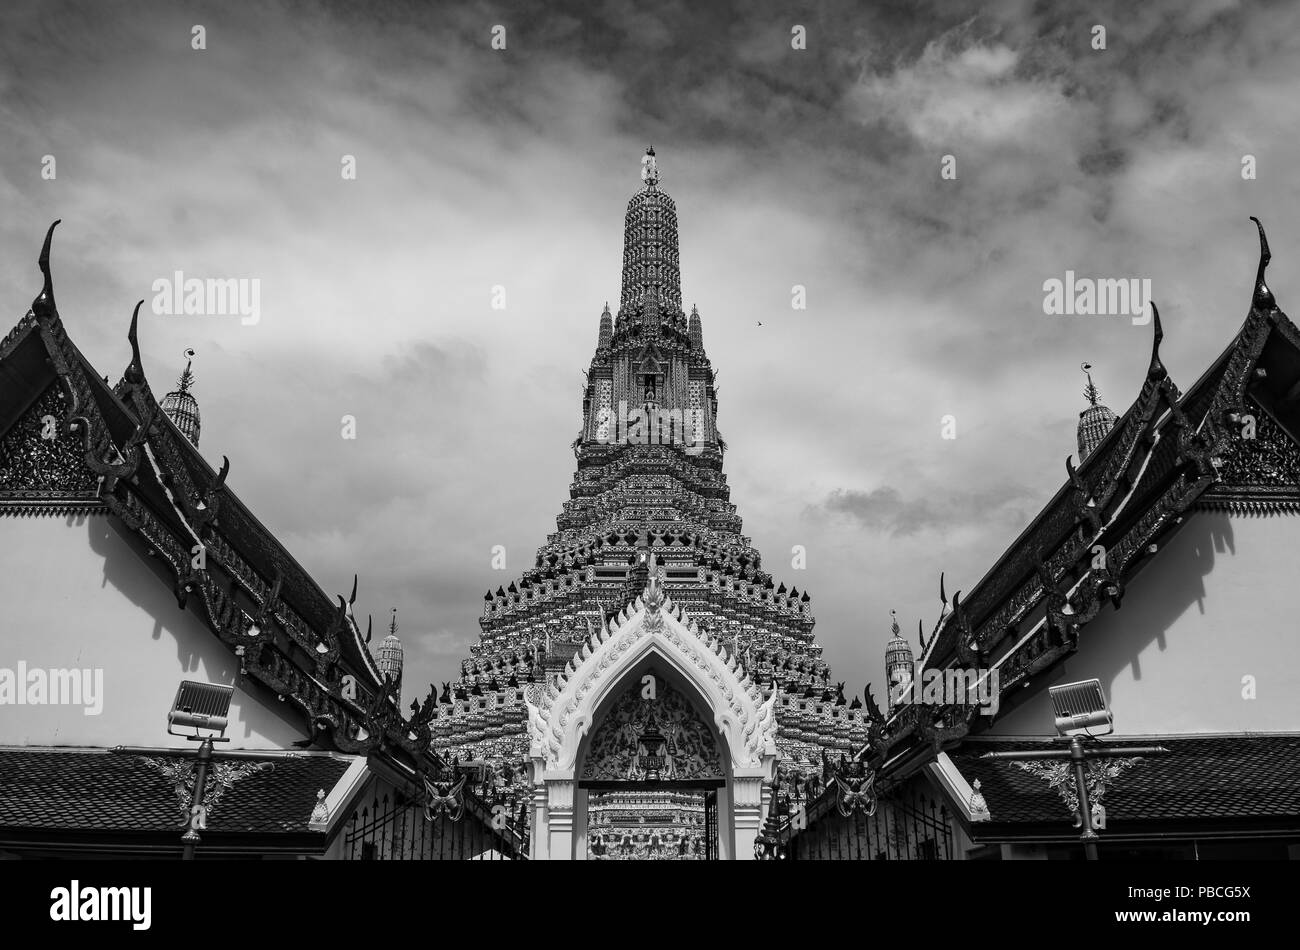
1081,362,1100,407
640,146,659,187
177,348,196,393
890,609,900,636
1250,216,1276,311
390,606,398,637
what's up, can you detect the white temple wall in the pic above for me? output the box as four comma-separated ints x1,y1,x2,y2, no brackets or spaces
989,507,1300,736
0,511,304,749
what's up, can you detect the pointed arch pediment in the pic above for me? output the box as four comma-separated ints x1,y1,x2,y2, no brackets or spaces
525,580,778,775
580,672,725,783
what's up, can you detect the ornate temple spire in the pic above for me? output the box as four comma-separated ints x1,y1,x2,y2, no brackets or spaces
688,303,703,351
1076,362,1117,462
620,147,682,314
376,607,404,689
598,302,612,349
160,348,201,446
640,145,659,188
885,609,914,715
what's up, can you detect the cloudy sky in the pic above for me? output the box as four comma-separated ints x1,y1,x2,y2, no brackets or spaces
2,0,1297,703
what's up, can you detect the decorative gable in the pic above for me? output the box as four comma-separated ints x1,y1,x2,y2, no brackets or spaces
0,383,100,503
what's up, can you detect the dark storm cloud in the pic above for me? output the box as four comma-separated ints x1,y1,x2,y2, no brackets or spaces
814,482,1030,537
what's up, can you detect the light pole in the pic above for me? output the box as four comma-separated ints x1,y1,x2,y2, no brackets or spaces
980,679,1167,860
167,681,234,860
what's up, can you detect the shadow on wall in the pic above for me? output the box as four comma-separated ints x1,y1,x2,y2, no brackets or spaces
994,510,1234,735
1095,510,1233,691
84,513,293,745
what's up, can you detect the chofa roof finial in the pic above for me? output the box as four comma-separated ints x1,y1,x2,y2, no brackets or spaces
1146,301,1165,381
126,300,146,384
1250,216,1276,311
34,220,61,317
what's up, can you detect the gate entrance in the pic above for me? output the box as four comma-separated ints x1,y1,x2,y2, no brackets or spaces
577,667,726,860
524,579,780,859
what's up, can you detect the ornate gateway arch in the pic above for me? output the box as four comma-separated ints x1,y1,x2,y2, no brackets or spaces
524,571,779,859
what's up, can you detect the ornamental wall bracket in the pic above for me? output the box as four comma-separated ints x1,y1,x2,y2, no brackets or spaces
912,702,976,755
315,594,348,680
950,589,987,668
137,755,275,828
192,455,229,532
1013,757,1141,826
1066,455,1102,537
251,567,285,637
1034,554,1080,652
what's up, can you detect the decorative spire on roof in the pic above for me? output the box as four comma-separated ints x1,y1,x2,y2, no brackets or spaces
640,145,659,188
688,303,704,351
376,607,404,689
1082,362,1100,407
160,348,201,446
597,302,613,349
1077,362,1117,462
620,148,682,314
1250,215,1277,312
885,609,914,715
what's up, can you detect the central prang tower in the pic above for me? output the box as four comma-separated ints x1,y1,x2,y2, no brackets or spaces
431,149,872,807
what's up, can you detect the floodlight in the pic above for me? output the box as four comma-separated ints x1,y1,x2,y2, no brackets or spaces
1049,678,1113,737
167,680,234,738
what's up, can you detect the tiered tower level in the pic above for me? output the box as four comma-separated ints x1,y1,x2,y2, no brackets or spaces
431,150,871,794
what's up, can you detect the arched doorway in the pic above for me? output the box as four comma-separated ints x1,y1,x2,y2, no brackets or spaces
576,659,726,860
523,575,779,859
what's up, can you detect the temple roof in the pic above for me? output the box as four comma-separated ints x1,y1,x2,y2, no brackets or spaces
947,734,1300,837
0,746,353,853
868,218,1300,772
0,223,452,770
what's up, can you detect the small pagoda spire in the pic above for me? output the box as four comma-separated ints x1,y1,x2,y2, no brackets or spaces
376,607,404,689
598,302,613,349
688,303,704,351
640,145,659,188
1076,362,1117,462
885,609,914,715
160,347,201,446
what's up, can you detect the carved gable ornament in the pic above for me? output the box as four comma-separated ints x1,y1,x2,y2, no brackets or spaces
580,671,725,782
525,573,778,774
